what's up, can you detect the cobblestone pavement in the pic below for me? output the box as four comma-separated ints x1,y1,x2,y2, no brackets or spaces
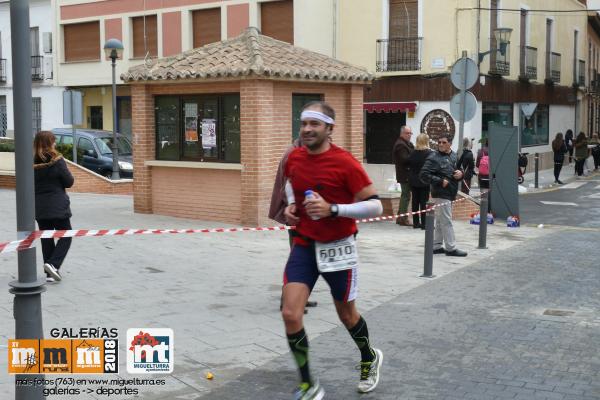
0,189,581,399
204,230,600,400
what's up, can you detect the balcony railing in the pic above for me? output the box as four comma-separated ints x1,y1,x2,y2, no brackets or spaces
590,72,600,93
489,42,510,76
519,46,537,80
0,59,6,83
31,55,43,81
376,37,422,72
578,59,585,87
545,52,560,84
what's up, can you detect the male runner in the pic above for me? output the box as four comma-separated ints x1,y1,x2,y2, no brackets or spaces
282,101,384,399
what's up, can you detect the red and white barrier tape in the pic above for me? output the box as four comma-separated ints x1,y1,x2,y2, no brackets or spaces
0,226,293,255
0,193,482,255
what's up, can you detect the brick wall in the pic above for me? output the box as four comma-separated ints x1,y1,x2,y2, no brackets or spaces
152,167,241,222
66,160,133,195
0,161,132,194
0,173,15,189
131,79,367,226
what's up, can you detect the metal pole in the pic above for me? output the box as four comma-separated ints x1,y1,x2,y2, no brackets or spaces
420,202,436,278
478,190,488,249
9,0,46,398
457,50,468,155
110,56,120,180
71,91,77,164
534,153,539,188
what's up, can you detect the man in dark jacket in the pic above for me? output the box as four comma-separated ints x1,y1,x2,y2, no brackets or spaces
419,133,467,257
392,125,414,226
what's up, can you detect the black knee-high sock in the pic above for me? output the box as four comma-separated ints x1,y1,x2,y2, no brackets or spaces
287,328,312,385
348,316,375,363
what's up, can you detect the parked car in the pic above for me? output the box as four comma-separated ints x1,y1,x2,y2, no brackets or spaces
51,128,133,179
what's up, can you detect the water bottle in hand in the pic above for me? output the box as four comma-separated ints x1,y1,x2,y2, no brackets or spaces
304,189,320,220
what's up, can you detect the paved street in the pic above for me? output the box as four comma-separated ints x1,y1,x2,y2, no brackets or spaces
0,189,555,399
520,171,600,227
207,229,600,400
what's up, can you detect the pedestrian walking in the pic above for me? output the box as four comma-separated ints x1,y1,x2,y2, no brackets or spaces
33,131,74,283
268,137,317,312
574,131,588,177
457,137,475,195
565,129,574,163
408,133,432,229
590,133,600,170
551,132,568,184
420,133,468,257
476,139,490,189
392,125,414,226
282,101,384,399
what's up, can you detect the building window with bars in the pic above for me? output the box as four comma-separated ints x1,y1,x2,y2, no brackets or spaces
32,97,41,135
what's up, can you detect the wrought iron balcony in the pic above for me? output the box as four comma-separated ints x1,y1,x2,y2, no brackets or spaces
578,59,585,87
0,59,6,83
545,52,560,84
376,37,422,72
488,41,510,76
519,46,537,81
590,72,600,94
31,55,44,81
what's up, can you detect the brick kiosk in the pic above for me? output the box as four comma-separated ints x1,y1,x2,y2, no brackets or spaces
123,28,371,226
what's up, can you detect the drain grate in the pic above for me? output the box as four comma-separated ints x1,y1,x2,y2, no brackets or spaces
543,309,575,317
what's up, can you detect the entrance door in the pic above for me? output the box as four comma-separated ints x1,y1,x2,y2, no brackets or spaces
366,111,405,164
0,96,6,137
89,106,103,129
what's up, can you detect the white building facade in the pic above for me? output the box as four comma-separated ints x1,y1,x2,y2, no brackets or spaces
0,0,67,137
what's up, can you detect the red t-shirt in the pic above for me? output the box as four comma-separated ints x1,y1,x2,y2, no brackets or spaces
285,144,372,243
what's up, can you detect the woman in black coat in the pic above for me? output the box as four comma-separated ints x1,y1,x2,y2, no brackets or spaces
34,131,74,282
458,138,475,195
551,132,568,184
408,133,432,229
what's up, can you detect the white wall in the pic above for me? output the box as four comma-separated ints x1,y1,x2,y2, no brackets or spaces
0,0,67,136
294,0,335,57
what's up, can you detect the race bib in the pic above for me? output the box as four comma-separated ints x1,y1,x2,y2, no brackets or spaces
315,235,359,273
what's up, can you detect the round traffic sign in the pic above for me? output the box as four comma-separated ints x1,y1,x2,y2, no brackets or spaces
449,91,477,122
450,57,479,90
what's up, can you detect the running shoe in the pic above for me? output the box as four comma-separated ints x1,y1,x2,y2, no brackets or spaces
357,348,383,393
292,381,325,400
44,263,62,281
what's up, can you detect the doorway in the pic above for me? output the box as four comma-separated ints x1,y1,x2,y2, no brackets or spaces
366,111,405,164
89,106,103,129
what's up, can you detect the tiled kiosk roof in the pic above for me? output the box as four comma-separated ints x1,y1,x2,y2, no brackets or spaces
122,27,372,83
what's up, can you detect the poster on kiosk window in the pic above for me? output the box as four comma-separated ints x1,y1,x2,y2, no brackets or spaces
202,119,217,149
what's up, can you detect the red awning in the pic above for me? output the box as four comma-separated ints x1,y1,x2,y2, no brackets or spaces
363,102,417,113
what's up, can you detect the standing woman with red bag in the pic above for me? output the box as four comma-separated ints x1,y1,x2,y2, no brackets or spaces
33,131,74,283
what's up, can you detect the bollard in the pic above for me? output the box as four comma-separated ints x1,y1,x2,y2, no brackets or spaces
478,190,488,249
420,202,436,278
534,153,539,188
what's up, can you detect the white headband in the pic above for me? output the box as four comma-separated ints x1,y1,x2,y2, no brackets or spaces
300,110,335,125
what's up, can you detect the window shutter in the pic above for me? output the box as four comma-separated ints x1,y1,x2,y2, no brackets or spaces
389,0,418,38
132,15,158,58
64,21,100,62
260,0,293,44
192,8,221,48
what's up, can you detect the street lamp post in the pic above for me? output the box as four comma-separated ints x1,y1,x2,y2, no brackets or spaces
103,39,124,180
